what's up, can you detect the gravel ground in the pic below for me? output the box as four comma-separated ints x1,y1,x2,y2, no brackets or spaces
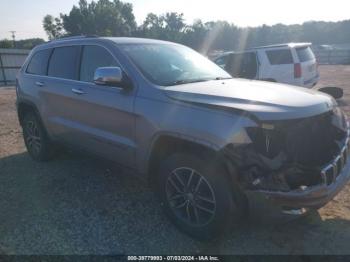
1,65,350,255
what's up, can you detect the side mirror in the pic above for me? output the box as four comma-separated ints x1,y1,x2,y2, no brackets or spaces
93,67,132,89
318,86,343,100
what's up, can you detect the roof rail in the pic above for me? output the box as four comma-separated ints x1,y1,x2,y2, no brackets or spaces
49,35,99,42
248,42,312,50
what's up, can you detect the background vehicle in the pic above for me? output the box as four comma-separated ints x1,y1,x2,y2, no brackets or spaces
214,43,319,88
16,37,350,240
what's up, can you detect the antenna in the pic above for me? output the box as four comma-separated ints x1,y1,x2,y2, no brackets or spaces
9,31,16,48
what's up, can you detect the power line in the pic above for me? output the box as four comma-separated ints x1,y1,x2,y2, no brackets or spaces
9,31,16,48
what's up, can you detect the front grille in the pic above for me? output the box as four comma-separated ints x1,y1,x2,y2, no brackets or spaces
241,111,349,191
321,138,349,185
247,111,348,166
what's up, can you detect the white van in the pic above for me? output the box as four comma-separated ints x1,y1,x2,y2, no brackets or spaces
214,43,319,88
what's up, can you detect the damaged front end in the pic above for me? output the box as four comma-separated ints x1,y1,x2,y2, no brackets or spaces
224,107,350,211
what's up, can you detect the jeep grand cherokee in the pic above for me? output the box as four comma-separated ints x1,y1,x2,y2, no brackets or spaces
16,37,350,240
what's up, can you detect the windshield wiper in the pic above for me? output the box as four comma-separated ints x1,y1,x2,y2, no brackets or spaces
167,79,212,86
215,77,232,80
167,77,232,86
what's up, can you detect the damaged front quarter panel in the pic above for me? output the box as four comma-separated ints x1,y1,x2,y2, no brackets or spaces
222,109,350,210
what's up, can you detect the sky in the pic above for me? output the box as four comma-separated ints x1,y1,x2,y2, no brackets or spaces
0,0,349,40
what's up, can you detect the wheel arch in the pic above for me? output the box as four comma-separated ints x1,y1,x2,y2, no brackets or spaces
17,100,43,127
147,134,229,189
147,134,249,220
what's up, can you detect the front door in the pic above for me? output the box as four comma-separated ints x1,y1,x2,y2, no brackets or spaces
44,44,136,167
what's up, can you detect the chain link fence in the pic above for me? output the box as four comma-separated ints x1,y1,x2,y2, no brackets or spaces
0,48,30,86
313,49,350,65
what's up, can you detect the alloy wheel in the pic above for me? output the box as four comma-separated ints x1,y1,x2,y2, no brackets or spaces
165,167,216,227
25,120,42,155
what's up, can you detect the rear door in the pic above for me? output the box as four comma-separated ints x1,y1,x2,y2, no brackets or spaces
262,48,295,84
40,45,82,141
20,48,53,112
295,46,318,86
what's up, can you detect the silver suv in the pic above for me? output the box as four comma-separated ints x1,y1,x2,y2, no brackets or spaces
16,37,350,240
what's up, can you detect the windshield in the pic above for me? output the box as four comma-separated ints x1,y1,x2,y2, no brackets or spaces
120,43,231,86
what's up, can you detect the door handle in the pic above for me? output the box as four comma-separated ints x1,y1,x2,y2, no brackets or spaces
35,81,44,87
71,88,86,95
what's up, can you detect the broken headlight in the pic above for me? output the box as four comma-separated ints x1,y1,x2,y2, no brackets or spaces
332,106,348,132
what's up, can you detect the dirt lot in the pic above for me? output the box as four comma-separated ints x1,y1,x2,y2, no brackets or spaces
1,65,350,255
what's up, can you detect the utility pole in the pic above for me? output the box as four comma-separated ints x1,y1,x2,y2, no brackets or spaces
9,31,16,48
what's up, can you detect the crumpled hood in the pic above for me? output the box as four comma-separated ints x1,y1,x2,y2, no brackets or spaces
164,78,335,121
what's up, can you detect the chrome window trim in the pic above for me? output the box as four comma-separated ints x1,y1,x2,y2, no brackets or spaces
23,42,131,87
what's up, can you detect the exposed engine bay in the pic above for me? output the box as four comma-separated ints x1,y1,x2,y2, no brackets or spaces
224,108,349,192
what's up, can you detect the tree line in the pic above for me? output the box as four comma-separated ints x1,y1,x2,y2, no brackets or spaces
0,38,45,49
1,0,350,52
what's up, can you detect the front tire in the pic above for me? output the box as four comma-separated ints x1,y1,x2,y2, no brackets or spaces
22,111,55,161
157,152,236,240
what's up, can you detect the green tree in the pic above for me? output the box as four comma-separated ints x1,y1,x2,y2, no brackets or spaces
139,12,185,42
164,12,185,32
60,0,137,36
143,13,164,29
43,1,350,54
16,38,45,49
0,38,45,49
0,39,13,48
43,15,64,40
163,12,185,42
182,19,208,50
139,13,165,39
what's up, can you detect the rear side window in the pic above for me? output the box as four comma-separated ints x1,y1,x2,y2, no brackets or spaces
26,49,52,75
296,47,315,62
48,46,80,80
225,52,257,78
266,49,293,65
80,45,118,82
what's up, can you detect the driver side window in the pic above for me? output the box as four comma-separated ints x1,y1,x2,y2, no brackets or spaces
80,45,118,82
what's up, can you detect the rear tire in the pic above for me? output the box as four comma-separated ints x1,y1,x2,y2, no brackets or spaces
157,152,236,240
22,111,55,161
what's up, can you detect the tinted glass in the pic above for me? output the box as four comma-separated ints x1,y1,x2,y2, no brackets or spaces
120,44,231,86
296,47,315,62
266,49,293,65
80,45,118,82
226,52,257,78
26,49,52,75
215,55,230,68
226,54,243,76
48,46,80,80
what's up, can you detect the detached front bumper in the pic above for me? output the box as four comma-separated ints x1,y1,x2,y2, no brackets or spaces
246,134,350,214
